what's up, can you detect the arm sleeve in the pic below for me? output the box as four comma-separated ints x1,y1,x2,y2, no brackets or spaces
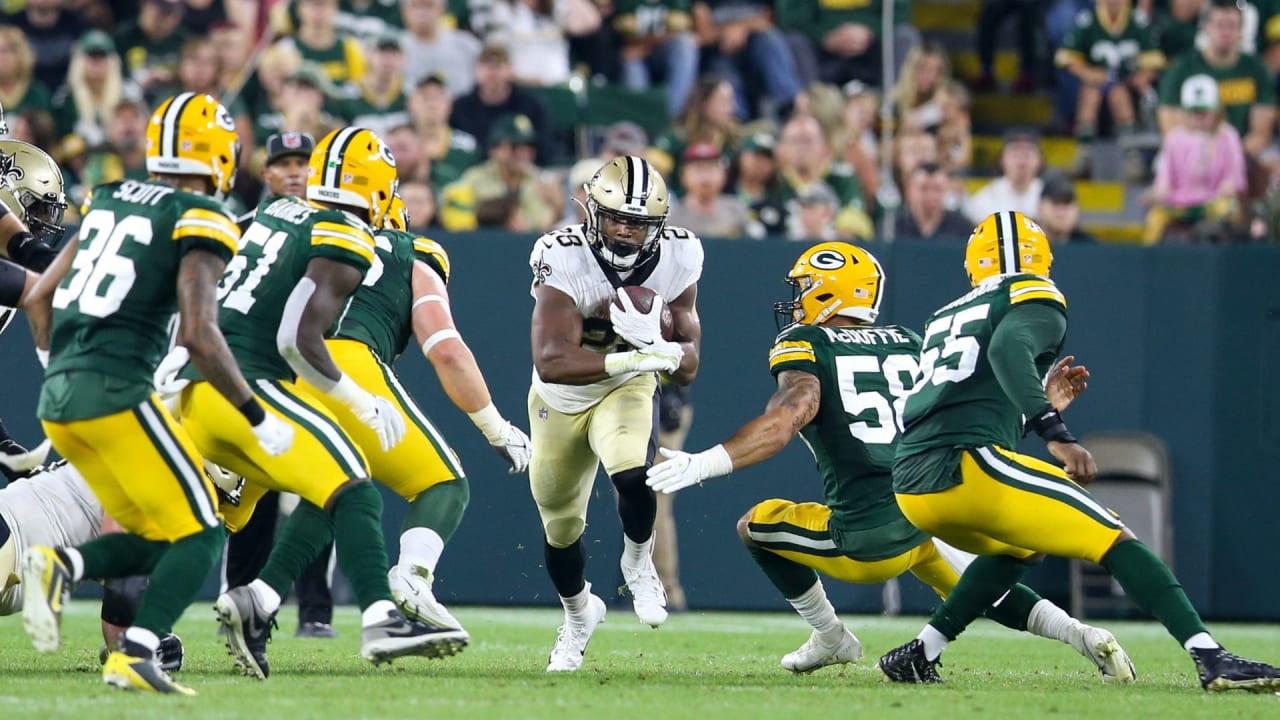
987,303,1067,419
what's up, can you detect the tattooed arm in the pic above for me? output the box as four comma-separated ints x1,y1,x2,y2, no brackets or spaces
719,370,821,469
176,249,255,408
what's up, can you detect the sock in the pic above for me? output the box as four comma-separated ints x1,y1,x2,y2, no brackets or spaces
747,544,819,599
545,539,586,598
122,626,160,652
786,580,844,644
132,525,225,636
402,478,469,542
930,554,1030,641
76,532,167,580
1076,123,1096,142
610,467,656,543
1101,540,1208,646
917,624,949,661
561,581,592,617
60,547,85,582
1026,598,1076,645
361,599,397,626
983,583,1041,632
330,482,394,609
622,534,652,566
259,498,334,598
1184,632,1219,651
249,579,282,615
398,526,445,576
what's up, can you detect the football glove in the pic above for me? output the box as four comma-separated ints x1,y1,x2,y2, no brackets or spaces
250,413,294,456
469,404,532,474
329,374,406,451
153,345,190,412
645,445,734,494
610,287,666,348
604,340,683,376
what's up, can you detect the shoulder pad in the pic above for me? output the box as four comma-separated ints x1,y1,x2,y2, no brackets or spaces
769,328,819,371
1006,275,1067,308
412,234,451,283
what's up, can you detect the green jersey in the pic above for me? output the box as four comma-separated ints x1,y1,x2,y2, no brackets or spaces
1055,5,1163,76
768,323,930,561
1159,51,1276,138
336,229,451,363
895,274,1068,492
207,196,375,381
39,180,240,421
612,0,692,39
338,88,411,138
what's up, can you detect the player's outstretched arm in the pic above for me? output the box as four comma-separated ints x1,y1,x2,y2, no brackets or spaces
647,369,821,494
665,283,701,386
24,240,76,367
0,207,56,272
411,260,529,473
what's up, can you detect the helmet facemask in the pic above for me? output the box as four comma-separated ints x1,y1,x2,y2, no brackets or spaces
22,190,68,242
587,197,664,271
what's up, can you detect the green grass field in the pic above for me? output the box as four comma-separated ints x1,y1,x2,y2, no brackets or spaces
1,602,1278,719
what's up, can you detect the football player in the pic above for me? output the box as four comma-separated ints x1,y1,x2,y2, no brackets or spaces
647,242,1134,681
527,156,701,672
876,211,1280,691
20,92,294,695
287,193,530,639
173,127,467,679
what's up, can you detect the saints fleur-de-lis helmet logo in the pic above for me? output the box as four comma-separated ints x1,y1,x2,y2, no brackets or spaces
0,150,24,185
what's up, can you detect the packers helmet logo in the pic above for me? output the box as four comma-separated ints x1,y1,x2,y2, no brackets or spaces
808,249,845,270
0,151,24,184
215,105,236,132
377,138,397,168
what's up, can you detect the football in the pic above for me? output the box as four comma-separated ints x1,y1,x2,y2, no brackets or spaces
611,286,675,342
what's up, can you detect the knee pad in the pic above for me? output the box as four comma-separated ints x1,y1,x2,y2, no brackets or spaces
545,517,585,548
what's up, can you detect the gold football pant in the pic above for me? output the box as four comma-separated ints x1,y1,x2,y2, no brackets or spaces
297,339,465,501
42,396,220,542
895,445,1125,564
528,373,658,547
179,379,369,532
745,498,961,596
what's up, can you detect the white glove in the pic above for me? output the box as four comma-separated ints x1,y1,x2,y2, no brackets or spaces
645,445,734,494
468,403,531,474
153,345,191,409
250,413,294,456
610,287,666,348
329,374,406,451
604,340,684,376
35,347,49,369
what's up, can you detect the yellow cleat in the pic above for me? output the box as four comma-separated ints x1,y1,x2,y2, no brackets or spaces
102,650,196,696
20,546,72,653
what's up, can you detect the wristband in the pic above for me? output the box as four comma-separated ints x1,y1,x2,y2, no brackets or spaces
467,402,506,442
327,373,368,408
704,444,734,476
603,351,635,377
35,347,49,369
1025,406,1077,444
237,397,266,426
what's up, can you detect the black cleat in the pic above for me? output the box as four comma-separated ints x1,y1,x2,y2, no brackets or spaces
878,639,945,684
295,621,338,639
1191,646,1280,692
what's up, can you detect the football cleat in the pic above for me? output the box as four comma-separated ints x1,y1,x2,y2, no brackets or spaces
0,438,52,482
295,621,338,639
878,639,945,684
213,586,277,679
20,546,72,653
1070,623,1135,684
1191,646,1280,692
388,565,468,638
781,627,863,673
620,550,667,628
102,636,195,695
99,633,185,673
547,592,607,672
360,608,468,664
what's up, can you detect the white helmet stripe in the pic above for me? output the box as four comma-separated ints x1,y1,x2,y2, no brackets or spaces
161,92,197,159
999,211,1019,273
323,126,360,188
636,156,650,199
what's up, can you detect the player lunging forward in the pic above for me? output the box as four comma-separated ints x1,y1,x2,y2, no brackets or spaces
648,242,1133,681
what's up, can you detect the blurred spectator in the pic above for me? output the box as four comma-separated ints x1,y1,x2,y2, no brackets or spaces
792,81,845,139
340,31,411,138
691,0,802,120
183,0,229,31
0,26,51,119
650,75,739,179
1055,0,1164,181
277,65,343,144
174,37,255,161
1155,0,1205,60
386,124,432,184
893,41,951,133
51,31,137,164
667,142,752,238
78,98,150,199
565,121,649,200
893,129,939,188
439,113,562,231
834,82,880,210
10,109,59,151
785,182,839,240
470,0,601,86
450,42,553,161
402,0,481,97
562,158,597,223
212,22,254,102
615,0,699,117
399,179,438,230
247,41,305,145
1158,2,1275,164
964,127,1044,222
115,0,189,96
408,73,481,189
283,0,367,93
776,0,911,88
975,0,1038,92
733,131,785,236
893,163,973,241
776,114,872,239
935,80,973,177
3,0,83,91
275,0,408,44
1038,172,1097,243
1143,74,1245,243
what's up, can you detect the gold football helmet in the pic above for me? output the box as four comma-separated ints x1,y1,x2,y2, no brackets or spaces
382,193,409,231
964,210,1052,286
775,242,884,327
583,155,669,271
145,92,241,199
307,127,398,228
0,140,67,241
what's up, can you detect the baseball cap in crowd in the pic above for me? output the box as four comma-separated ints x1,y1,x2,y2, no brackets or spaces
265,132,316,165
681,142,721,163
796,182,838,207
79,30,116,56
489,113,537,148
1180,74,1219,112
603,122,648,156
740,132,775,156
416,71,448,91
287,64,335,97
478,42,511,64
1003,126,1040,148
374,30,403,52
142,0,184,12
1040,172,1077,204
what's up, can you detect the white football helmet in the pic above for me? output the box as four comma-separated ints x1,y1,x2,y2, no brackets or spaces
583,155,669,271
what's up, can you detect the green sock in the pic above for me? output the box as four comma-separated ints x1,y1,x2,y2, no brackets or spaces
132,525,225,635
77,533,167,579
930,554,1030,640
403,478,470,541
1101,540,1207,645
747,544,818,599
260,499,335,598
332,481,394,609
982,583,1041,632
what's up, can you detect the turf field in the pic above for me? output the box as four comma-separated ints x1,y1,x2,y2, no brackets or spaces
1,602,1278,719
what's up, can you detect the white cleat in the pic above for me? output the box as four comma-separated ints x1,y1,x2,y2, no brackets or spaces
1072,623,1136,684
781,627,864,673
546,593,606,672
388,565,468,640
620,553,668,627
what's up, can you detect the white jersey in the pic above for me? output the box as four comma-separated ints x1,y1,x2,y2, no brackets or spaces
529,223,704,413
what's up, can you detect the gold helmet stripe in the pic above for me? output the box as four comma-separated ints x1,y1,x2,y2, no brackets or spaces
322,126,361,188
161,92,197,159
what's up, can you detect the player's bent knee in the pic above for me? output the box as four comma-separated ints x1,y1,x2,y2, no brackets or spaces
736,512,755,546
544,517,585,548
323,477,372,511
